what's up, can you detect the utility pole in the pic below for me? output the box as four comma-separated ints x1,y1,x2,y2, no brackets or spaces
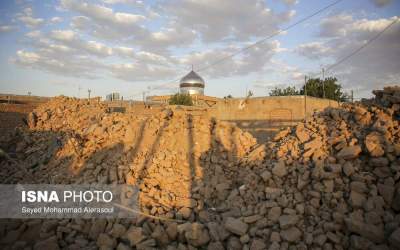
88,89,91,100
304,76,307,121
351,90,354,103
322,67,325,99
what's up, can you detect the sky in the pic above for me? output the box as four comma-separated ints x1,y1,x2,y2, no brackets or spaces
0,0,399,100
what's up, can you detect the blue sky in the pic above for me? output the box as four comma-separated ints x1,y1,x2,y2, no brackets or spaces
0,0,399,100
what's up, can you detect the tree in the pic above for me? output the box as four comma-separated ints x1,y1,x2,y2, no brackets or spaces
169,93,193,106
300,77,346,101
269,86,300,96
224,94,233,99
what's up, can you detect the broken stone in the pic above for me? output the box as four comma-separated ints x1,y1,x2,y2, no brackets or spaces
350,191,366,208
250,238,266,250
272,160,287,177
365,132,385,157
377,183,394,205
97,233,116,249
224,217,249,236
345,218,384,243
33,236,59,250
125,227,146,246
389,228,400,247
279,215,299,230
274,128,290,141
295,126,310,143
268,207,282,222
337,145,362,160
280,227,301,243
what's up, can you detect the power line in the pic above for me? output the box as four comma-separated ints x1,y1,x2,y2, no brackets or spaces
129,0,343,99
303,18,398,101
310,17,398,79
197,0,344,73
325,17,398,73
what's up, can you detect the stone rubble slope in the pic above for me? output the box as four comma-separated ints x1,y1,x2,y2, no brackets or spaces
264,86,400,249
0,87,399,250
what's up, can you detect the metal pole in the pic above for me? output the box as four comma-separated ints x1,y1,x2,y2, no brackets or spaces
322,68,325,99
351,90,354,103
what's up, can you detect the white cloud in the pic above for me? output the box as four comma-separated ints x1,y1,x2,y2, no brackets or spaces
50,17,63,24
102,0,143,5
17,7,44,28
296,15,400,95
86,41,113,57
50,29,113,57
9,0,294,86
23,7,32,16
18,16,44,28
16,50,40,63
61,0,145,27
113,46,135,58
51,30,76,41
110,63,176,81
281,0,298,5
12,50,105,78
134,22,197,53
162,0,295,43
70,16,90,29
13,27,179,82
65,0,295,56
25,30,41,38
319,14,353,37
295,42,331,59
0,25,16,33
63,0,157,48
179,40,283,78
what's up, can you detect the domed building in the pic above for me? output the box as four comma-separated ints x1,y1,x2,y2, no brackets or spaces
179,70,205,95
147,69,218,106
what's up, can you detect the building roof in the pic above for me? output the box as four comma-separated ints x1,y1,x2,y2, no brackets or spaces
180,70,205,87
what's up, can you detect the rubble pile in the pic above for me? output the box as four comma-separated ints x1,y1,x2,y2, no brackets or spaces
264,86,400,249
0,87,400,250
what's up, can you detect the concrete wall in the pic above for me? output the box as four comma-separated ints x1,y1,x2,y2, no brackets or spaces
0,94,50,105
209,95,339,121
208,96,339,142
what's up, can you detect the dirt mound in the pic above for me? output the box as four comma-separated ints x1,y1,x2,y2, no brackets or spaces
1,87,400,250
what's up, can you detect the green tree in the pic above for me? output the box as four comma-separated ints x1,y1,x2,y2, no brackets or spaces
169,93,193,106
300,77,346,101
269,86,300,96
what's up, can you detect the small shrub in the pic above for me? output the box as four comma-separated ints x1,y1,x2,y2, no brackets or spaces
169,93,193,106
